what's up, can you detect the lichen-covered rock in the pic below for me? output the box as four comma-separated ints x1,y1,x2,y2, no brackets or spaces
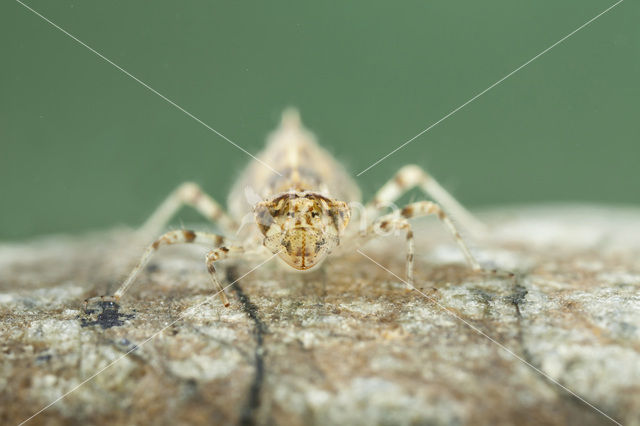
1,206,639,425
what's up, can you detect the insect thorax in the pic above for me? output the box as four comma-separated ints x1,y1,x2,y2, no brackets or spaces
227,108,360,219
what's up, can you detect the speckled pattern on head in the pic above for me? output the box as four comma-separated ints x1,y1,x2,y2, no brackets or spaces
255,192,349,270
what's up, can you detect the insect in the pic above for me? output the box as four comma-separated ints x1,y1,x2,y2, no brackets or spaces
85,109,497,308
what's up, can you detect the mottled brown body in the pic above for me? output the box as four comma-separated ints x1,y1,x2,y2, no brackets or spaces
228,109,360,216
229,109,353,270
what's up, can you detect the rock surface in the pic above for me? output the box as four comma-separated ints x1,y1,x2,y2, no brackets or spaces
1,206,639,426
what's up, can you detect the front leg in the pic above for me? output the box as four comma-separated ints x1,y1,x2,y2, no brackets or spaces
398,201,482,271
138,182,238,238
365,165,486,237
367,200,484,287
369,216,417,284
85,230,227,308
205,245,245,307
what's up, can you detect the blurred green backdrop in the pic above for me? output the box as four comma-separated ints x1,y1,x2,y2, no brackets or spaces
1,0,638,241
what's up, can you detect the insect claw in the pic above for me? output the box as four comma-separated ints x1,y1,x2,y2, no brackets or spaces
219,291,230,307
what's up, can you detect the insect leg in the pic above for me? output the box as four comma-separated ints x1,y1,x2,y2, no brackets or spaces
399,201,482,270
369,217,416,285
205,245,245,307
84,230,226,308
138,182,238,238
365,165,486,236
365,200,482,285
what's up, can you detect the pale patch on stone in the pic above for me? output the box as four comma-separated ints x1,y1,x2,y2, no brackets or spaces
166,352,241,382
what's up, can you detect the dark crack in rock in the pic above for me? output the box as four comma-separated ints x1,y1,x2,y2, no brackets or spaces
0,206,639,426
229,267,269,426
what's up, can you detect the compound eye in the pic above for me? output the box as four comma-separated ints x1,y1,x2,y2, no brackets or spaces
311,212,319,218
287,212,295,218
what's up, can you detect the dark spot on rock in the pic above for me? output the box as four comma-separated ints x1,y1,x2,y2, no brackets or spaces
36,354,52,363
146,263,160,273
508,284,528,318
81,302,134,330
473,289,493,302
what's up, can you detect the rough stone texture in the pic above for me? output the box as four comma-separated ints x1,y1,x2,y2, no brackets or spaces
1,205,639,426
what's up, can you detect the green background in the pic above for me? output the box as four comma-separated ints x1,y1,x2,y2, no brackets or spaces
1,0,638,241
